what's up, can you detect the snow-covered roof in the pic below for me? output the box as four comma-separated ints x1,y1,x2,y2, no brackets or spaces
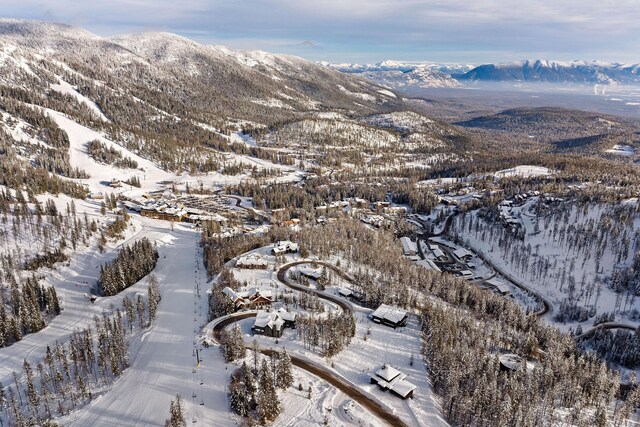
371,304,408,324
453,248,473,259
485,278,511,294
368,364,417,398
338,288,353,297
400,236,417,254
236,254,268,267
253,310,285,330
274,307,296,322
375,364,402,382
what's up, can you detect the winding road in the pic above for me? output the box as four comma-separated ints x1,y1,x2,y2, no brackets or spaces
211,261,410,427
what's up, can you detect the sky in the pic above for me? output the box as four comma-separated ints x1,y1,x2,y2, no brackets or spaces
1,0,639,64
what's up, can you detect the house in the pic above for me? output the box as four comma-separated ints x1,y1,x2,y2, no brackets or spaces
368,364,416,399
272,240,300,256
499,354,525,372
222,287,273,310
429,244,447,261
243,288,273,307
236,254,269,269
222,287,246,310
485,278,512,296
252,308,296,338
400,237,418,256
89,192,105,200
109,178,122,188
453,248,473,262
370,304,408,328
298,266,323,281
338,288,353,298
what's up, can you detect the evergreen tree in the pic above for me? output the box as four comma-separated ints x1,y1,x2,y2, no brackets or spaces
257,359,280,424
164,394,186,427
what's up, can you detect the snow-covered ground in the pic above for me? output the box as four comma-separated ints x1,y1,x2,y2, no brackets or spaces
217,248,449,427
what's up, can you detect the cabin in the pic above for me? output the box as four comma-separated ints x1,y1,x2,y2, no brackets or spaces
453,248,473,262
298,266,323,281
370,304,408,329
236,254,269,270
368,364,416,399
222,287,273,310
400,237,418,256
222,287,246,310
485,278,512,296
429,244,447,261
109,178,122,188
272,240,299,256
252,308,296,338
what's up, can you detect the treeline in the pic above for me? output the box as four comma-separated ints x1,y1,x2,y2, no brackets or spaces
0,275,60,347
228,348,292,424
0,129,88,198
296,312,355,357
580,328,640,369
86,140,139,169
0,285,158,426
98,238,158,296
268,219,639,425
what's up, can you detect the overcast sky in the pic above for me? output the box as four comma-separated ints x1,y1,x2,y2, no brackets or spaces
2,0,639,64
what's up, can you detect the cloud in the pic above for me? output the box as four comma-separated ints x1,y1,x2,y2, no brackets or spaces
0,0,638,63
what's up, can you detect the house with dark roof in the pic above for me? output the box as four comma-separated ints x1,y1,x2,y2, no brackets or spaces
368,364,416,399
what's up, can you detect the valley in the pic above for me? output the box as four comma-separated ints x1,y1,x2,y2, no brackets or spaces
0,18,639,427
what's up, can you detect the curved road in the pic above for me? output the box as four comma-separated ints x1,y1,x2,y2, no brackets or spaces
575,322,637,340
212,262,409,427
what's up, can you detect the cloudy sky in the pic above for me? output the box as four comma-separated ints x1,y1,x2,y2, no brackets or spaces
2,0,639,64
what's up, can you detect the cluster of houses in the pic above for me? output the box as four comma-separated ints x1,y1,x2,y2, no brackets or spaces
310,198,408,228
123,195,228,224
222,286,274,310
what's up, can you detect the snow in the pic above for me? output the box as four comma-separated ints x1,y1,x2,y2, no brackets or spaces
50,77,110,122
377,89,396,98
494,165,551,178
45,108,173,194
606,144,635,156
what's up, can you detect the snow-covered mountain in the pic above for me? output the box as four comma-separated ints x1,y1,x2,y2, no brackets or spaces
459,59,640,85
0,19,401,128
320,61,474,92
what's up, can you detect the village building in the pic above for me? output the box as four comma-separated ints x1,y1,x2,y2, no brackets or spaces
368,364,417,399
235,254,269,269
298,266,323,281
484,278,512,296
453,247,473,262
222,286,274,310
429,244,447,261
400,237,418,256
252,308,296,338
370,304,409,328
272,240,299,256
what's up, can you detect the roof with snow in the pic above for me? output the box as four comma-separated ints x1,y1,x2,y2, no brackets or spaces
371,304,408,325
253,310,284,330
453,248,473,260
368,364,417,398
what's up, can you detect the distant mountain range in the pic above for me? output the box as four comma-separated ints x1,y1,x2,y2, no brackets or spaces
320,61,473,92
459,60,640,85
322,59,640,93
